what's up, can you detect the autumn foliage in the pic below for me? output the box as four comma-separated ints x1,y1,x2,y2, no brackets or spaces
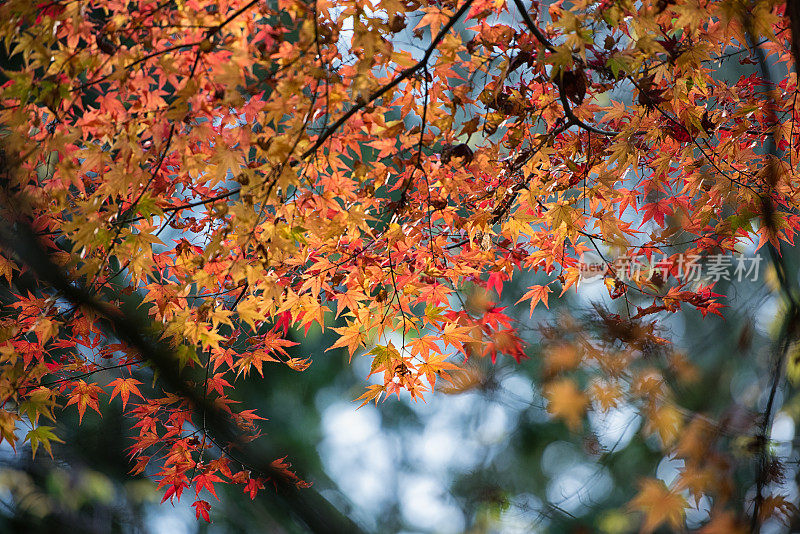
0,0,798,530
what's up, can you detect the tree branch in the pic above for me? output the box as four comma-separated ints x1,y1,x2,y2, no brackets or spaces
0,203,365,534
300,0,475,161
746,22,800,533
510,0,618,137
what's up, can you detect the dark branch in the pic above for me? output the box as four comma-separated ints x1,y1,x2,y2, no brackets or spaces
0,208,366,534
510,0,618,137
300,0,475,160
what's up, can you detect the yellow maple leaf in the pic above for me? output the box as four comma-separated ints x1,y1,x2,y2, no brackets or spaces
439,364,485,395
544,379,588,430
590,379,622,412
544,343,582,376
355,384,386,409
644,404,683,446
629,479,687,533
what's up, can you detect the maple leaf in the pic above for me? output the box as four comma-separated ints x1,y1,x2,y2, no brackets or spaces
269,456,309,488
629,479,688,533
440,323,475,353
328,324,366,361
0,410,19,450
366,342,401,376
439,364,485,394
25,425,64,460
355,384,386,408
640,198,674,227
244,476,265,499
235,350,279,378
285,357,312,371
515,284,551,317
759,494,798,525
485,270,508,297
548,202,579,236
589,380,622,412
644,404,683,446
160,482,187,504
485,329,527,363
0,256,14,285
206,373,233,396
408,335,441,361
192,500,211,522
65,380,103,423
676,466,715,506
195,472,224,500
543,379,588,430
417,283,452,307
544,344,582,376
19,387,57,425
108,378,144,410
417,353,461,390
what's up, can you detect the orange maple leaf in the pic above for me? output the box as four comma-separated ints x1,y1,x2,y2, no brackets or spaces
328,324,366,361
65,380,103,423
108,378,144,410
515,284,551,317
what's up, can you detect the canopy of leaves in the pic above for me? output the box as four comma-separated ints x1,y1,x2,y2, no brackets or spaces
0,0,798,531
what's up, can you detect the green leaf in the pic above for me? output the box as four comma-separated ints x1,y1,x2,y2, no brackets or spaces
424,304,446,321
137,194,164,221
19,387,57,424
176,344,202,367
367,342,400,375
606,57,628,80
25,425,63,459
